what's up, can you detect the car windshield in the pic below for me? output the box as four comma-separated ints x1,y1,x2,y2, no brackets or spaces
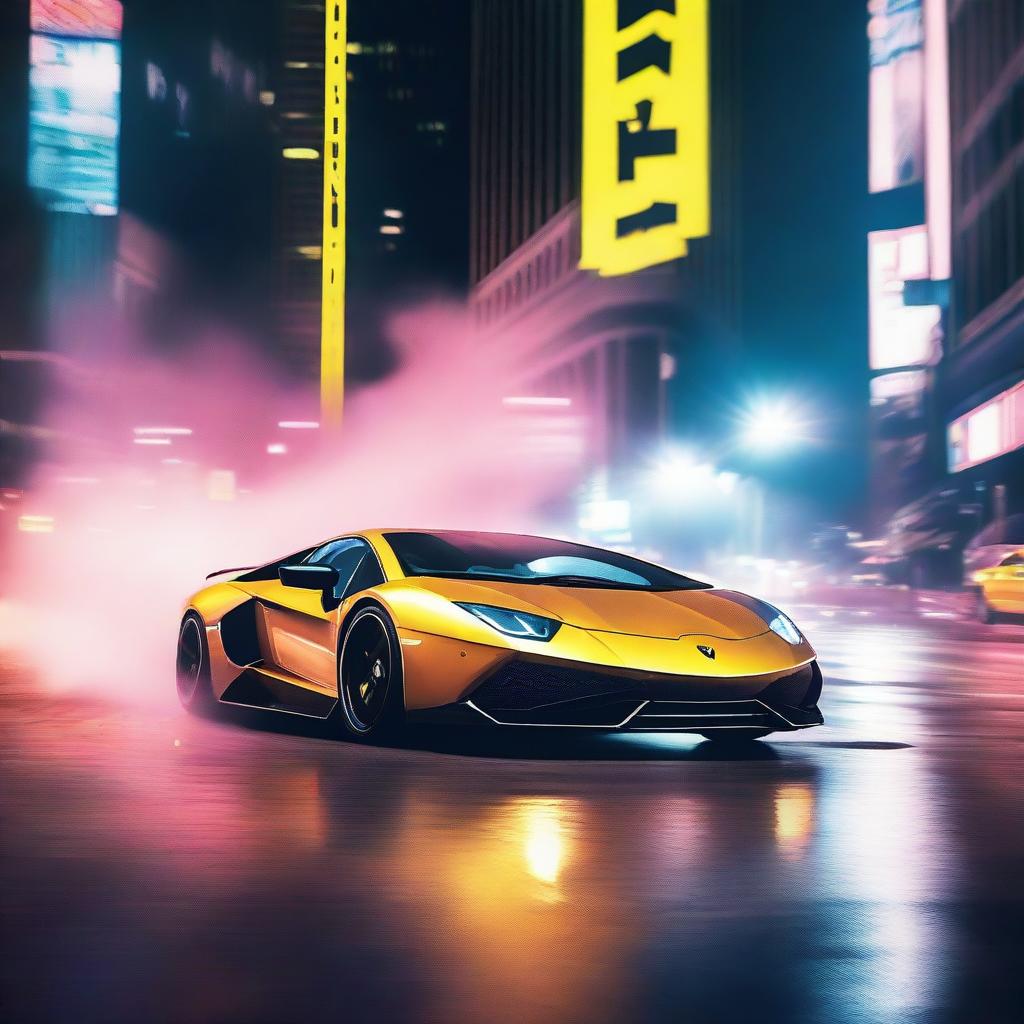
383,531,710,591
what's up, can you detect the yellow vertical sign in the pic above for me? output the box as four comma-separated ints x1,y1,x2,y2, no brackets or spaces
580,0,710,277
321,1,346,427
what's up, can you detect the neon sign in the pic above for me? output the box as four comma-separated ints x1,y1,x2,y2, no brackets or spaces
580,0,710,277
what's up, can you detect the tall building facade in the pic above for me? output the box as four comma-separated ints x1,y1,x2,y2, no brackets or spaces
274,0,469,383
469,0,582,285
468,0,742,539
865,0,1024,579
1,0,123,490
118,0,278,335
273,0,326,379
1,0,282,496
0,1,45,489
864,0,951,534
943,0,1024,513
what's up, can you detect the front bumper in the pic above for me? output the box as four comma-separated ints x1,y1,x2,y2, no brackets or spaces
408,657,824,732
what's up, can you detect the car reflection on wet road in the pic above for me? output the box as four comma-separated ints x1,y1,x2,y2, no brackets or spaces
1,612,1022,1023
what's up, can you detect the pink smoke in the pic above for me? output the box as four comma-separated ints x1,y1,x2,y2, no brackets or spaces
1,299,589,705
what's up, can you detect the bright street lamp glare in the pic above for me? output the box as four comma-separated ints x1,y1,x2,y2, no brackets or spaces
650,449,717,499
740,401,809,453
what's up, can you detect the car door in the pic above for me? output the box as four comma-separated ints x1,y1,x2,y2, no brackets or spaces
993,553,1024,611
253,538,384,687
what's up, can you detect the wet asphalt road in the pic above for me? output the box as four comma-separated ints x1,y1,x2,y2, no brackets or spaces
1,607,1023,1024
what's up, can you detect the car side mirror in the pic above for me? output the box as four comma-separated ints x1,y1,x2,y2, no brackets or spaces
279,564,339,592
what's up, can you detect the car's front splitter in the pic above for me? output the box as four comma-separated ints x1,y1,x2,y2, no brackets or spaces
407,659,824,732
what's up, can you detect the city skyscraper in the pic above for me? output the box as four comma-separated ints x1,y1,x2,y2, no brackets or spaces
943,0,1024,509
468,0,742,536
863,0,1024,582
274,0,469,384
864,0,946,532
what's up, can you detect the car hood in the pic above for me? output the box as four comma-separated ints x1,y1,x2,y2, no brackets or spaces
407,578,772,640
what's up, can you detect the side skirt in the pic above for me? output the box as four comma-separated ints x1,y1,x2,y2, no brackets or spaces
219,666,338,719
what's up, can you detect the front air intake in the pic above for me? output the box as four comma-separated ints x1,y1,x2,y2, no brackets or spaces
470,659,642,712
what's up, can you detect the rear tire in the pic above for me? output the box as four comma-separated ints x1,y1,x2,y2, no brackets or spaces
976,590,997,624
176,613,214,713
333,605,404,741
698,729,774,743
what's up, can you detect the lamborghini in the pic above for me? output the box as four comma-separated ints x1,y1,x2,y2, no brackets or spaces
176,529,823,741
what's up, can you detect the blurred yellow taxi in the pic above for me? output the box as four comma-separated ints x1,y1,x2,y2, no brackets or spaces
973,550,1024,622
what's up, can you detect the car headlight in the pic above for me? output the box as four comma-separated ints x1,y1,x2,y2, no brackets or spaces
722,592,806,645
455,602,561,641
767,608,802,645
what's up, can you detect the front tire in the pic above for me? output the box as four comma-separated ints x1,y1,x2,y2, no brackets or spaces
176,613,214,713
334,605,404,740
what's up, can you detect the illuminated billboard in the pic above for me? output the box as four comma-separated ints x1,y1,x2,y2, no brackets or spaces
868,225,940,371
580,0,710,277
948,380,1024,473
30,0,122,39
27,0,123,215
867,0,924,193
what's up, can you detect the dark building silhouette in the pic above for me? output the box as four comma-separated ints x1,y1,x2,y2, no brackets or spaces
275,0,470,382
467,0,743,523
118,0,278,340
0,2,58,487
469,0,582,286
943,0,1024,514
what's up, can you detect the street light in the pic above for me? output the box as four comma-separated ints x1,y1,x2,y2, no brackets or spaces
738,398,811,454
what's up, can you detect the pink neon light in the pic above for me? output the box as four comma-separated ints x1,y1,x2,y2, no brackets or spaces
923,0,951,281
948,380,1024,472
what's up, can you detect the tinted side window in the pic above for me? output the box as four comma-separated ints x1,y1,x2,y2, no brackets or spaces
307,538,362,570
344,552,386,597
307,539,368,599
1001,553,1024,566
306,539,385,599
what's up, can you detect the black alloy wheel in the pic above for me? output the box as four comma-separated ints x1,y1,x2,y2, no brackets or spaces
337,606,403,739
176,614,212,711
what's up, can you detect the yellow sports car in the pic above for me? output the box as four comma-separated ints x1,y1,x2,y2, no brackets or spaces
973,549,1024,622
177,529,823,741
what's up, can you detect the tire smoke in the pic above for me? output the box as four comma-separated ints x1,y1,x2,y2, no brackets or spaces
1,300,588,704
